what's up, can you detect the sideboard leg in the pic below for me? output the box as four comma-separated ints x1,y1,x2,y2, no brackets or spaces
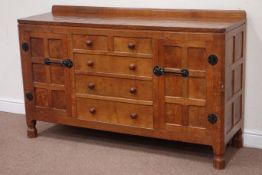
213,154,225,170
27,120,37,138
231,129,243,148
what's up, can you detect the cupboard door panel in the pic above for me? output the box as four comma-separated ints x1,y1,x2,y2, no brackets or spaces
48,39,64,58
188,106,207,128
30,37,44,57
34,88,49,108
51,90,67,110
165,103,183,125
157,38,214,133
25,32,72,118
187,47,207,70
188,78,206,99
50,64,65,85
163,46,183,68
32,63,48,83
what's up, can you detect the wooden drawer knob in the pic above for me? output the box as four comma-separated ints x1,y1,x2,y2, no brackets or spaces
87,60,94,67
129,87,137,94
129,63,136,70
86,40,93,46
128,43,135,49
89,107,96,114
88,82,96,89
130,113,138,119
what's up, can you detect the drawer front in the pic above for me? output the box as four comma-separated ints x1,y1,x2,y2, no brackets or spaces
74,53,152,77
72,35,108,51
77,98,153,128
113,37,152,54
75,75,153,101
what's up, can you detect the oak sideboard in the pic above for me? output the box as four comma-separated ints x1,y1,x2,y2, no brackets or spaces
18,5,246,169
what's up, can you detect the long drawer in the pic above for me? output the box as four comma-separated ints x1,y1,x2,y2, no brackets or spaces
74,53,152,77
75,75,153,101
77,98,153,129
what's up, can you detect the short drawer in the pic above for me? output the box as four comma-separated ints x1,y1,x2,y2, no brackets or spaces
77,98,153,129
113,37,152,55
74,53,152,77
75,75,153,101
72,34,108,51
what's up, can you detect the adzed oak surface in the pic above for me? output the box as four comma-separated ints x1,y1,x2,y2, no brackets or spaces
18,5,246,32
18,5,246,170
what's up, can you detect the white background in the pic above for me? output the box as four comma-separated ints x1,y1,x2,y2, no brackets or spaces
0,0,261,148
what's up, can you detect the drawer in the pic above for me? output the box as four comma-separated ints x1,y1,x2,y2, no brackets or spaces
72,35,108,51
77,98,153,129
74,53,152,77
75,75,153,101
113,37,152,55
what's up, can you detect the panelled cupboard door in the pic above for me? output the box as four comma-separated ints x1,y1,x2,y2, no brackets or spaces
155,37,222,144
23,32,72,119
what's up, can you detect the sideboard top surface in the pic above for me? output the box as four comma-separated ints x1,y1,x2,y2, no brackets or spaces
18,5,246,33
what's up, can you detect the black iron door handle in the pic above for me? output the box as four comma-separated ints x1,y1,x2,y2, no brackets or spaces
44,58,73,68
153,66,189,77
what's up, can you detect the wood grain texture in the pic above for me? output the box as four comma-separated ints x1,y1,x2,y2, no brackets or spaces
75,75,153,101
18,5,246,170
77,98,153,129
18,6,246,33
20,32,73,120
52,5,246,20
72,34,108,51
224,25,246,147
113,37,152,55
74,53,152,78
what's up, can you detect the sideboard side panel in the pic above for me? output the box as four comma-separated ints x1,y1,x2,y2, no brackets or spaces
224,25,246,144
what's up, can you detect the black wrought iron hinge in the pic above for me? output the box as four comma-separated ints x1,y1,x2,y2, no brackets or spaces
208,114,218,124
25,92,33,101
21,42,29,52
208,55,218,65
